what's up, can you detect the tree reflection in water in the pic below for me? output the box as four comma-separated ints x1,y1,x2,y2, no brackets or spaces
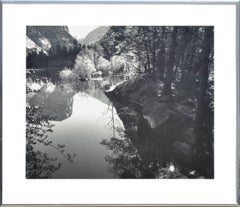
101,104,187,179
26,104,77,178
101,135,187,179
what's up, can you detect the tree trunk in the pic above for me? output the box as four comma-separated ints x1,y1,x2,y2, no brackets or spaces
194,26,213,178
157,27,166,80
144,40,151,72
163,27,179,95
195,27,213,137
152,26,157,72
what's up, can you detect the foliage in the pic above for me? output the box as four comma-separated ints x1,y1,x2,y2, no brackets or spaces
73,53,96,79
96,56,110,75
26,104,77,178
101,136,186,179
26,41,81,69
99,26,127,60
100,26,214,178
109,55,126,74
59,68,76,82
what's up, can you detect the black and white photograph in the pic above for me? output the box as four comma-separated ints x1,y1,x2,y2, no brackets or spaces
26,25,214,179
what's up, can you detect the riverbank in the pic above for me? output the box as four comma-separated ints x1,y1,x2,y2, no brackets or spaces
105,72,212,178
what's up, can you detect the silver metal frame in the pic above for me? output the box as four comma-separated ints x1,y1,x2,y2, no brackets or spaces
0,2,2,206
236,0,240,205
0,0,239,205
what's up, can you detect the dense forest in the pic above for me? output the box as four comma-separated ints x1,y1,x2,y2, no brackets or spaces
98,26,214,178
27,40,82,68
26,26,214,178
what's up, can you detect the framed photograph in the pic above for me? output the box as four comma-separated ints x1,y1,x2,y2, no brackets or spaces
1,0,240,205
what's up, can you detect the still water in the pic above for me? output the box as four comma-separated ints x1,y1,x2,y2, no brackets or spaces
26,69,199,179
27,69,125,178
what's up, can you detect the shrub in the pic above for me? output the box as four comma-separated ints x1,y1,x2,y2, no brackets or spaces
96,56,110,75
73,55,96,79
110,55,126,74
59,68,76,82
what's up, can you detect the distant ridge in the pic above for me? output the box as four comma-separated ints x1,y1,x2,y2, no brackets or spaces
83,26,109,45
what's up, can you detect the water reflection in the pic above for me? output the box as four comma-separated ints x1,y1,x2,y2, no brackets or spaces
26,69,125,178
26,70,78,178
101,99,197,179
26,105,77,178
27,69,197,179
28,83,75,121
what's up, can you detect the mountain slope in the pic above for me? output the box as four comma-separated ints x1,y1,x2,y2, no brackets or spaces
26,36,48,55
83,26,109,45
27,26,76,53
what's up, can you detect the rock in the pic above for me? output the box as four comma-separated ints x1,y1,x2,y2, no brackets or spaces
173,141,193,158
107,72,198,176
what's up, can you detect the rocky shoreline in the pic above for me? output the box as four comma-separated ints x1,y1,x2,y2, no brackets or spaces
105,73,205,178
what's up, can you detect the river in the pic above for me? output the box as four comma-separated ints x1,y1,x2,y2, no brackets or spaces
26,69,201,179
26,69,125,178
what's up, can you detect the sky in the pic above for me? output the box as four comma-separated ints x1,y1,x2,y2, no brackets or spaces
68,26,99,39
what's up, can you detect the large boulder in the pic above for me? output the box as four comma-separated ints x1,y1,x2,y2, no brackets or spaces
106,73,198,175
